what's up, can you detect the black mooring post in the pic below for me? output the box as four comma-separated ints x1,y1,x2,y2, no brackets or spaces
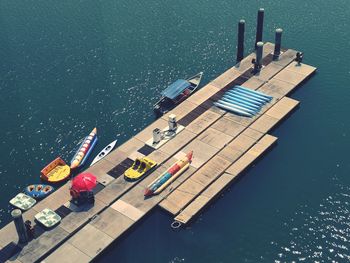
273,28,283,60
11,209,28,244
236,19,245,63
253,41,264,73
255,8,264,49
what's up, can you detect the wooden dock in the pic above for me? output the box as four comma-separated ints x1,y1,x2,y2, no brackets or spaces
0,42,316,263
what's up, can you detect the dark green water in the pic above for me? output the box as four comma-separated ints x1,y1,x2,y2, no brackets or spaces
1,0,349,262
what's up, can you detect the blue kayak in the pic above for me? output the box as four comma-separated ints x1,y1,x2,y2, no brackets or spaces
214,102,253,117
217,100,257,115
221,97,260,112
235,85,273,99
226,91,264,106
232,87,271,102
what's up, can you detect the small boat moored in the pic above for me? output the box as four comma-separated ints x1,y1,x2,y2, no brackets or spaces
90,139,117,166
41,157,71,183
154,72,203,116
24,184,54,200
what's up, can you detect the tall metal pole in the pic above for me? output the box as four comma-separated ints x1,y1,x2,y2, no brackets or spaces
255,8,264,49
236,20,245,63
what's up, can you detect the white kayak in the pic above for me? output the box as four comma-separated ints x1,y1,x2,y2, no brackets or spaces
90,139,117,166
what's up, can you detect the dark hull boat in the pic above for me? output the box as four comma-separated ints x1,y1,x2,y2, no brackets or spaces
154,72,203,116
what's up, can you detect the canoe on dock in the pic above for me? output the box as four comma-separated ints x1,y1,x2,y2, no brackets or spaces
90,139,117,166
215,85,273,118
214,102,254,117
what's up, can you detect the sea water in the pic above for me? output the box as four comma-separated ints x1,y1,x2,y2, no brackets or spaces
0,0,349,262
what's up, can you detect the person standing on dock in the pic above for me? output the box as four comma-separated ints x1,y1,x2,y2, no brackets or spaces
24,220,35,239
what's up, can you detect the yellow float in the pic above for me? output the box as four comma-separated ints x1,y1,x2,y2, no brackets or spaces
40,157,71,183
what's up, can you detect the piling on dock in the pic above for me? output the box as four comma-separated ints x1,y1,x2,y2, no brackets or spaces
253,41,264,73
273,28,283,60
255,8,264,49
11,209,28,244
236,20,245,63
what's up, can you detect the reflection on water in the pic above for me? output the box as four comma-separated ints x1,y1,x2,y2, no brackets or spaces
169,257,185,263
273,176,350,262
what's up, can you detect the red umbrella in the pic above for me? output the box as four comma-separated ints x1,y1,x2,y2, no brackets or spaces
71,172,97,192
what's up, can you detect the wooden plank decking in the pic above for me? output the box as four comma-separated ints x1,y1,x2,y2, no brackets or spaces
0,42,316,263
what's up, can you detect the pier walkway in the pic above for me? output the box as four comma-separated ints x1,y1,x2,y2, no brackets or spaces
0,42,316,263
